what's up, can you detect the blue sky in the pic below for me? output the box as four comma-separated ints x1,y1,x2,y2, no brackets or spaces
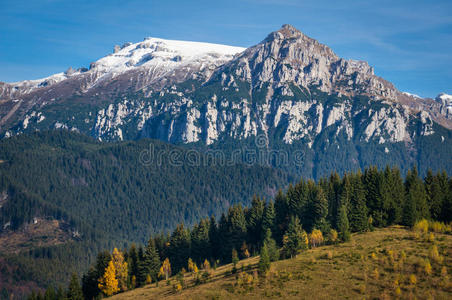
0,0,451,98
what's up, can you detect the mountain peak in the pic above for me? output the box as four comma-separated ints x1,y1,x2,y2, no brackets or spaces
264,24,307,42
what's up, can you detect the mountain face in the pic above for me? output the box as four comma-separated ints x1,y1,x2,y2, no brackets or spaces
0,25,451,177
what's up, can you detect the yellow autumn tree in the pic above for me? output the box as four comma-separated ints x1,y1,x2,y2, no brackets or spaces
98,260,119,296
309,229,324,248
203,259,211,271
241,241,250,258
188,258,198,274
111,248,128,291
159,258,171,280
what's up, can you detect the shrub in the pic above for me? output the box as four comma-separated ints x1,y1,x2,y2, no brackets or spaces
413,219,428,233
409,274,417,285
327,229,338,244
429,245,443,264
424,260,432,275
327,251,333,260
373,268,379,280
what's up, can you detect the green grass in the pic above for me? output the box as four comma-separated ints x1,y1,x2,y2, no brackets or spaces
111,226,451,300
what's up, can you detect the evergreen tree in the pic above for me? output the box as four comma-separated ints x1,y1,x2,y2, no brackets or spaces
364,166,385,227
191,218,210,264
67,273,83,300
282,216,308,258
349,173,368,232
228,205,247,257
337,205,351,241
337,174,351,228
208,215,219,261
246,195,265,251
274,189,289,245
403,167,429,226
425,170,445,220
263,228,279,261
261,200,275,237
167,223,191,273
258,243,270,274
127,244,139,283
326,172,342,231
82,266,99,300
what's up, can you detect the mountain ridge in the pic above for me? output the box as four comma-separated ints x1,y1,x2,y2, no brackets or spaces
0,25,451,178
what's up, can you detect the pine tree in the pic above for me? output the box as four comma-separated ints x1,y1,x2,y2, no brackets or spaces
98,260,119,296
274,189,289,245
404,167,429,226
82,266,99,300
349,173,368,232
327,172,342,229
168,223,191,273
67,273,83,300
128,244,139,284
228,205,247,253
146,239,161,283
208,215,219,261
247,195,265,250
282,216,308,258
262,200,275,236
364,166,385,227
263,228,279,261
258,243,271,274
191,218,210,264
337,205,351,241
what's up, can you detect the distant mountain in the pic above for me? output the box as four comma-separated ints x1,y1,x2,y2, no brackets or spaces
0,25,451,178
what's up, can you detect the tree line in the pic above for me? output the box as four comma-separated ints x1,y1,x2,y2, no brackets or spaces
29,165,451,299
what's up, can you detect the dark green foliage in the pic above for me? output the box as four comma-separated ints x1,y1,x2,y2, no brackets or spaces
167,224,190,274
137,239,160,286
67,273,83,300
246,196,265,251
337,206,351,242
349,172,368,232
403,167,429,226
262,229,279,262
261,201,275,239
282,216,307,258
0,131,289,292
258,243,270,274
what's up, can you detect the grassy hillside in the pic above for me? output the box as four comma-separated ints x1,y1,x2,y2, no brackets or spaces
111,227,451,300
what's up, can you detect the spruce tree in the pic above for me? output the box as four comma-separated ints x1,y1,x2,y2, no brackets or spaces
282,216,307,258
274,189,289,245
404,167,429,226
67,273,83,300
262,200,276,239
349,173,368,232
263,228,279,261
246,195,265,250
337,205,351,241
258,243,271,274
168,223,191,273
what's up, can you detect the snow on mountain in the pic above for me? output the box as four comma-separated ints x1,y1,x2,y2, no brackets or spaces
96,38,245,72
0,38,245,100
436,93,452,116
402,92,422,99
